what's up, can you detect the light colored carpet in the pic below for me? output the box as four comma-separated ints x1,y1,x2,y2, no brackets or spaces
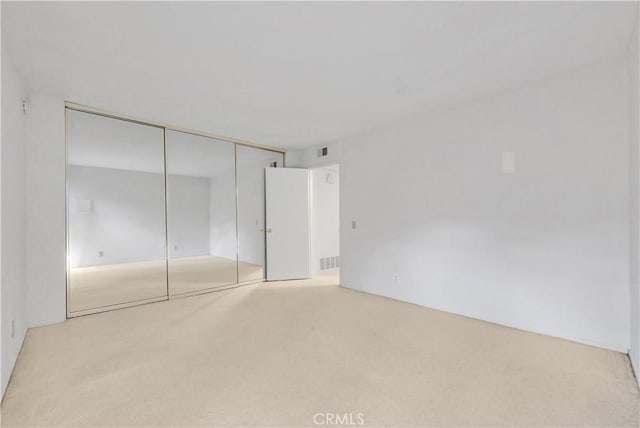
69,255,264,313
2,272,638,427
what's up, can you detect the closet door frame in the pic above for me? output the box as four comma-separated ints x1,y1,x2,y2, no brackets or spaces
65,102,286,318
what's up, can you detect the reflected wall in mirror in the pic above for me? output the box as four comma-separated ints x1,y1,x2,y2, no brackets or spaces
67,106,286,316
236,145,285,282
67,110,167,313
166,131,237,295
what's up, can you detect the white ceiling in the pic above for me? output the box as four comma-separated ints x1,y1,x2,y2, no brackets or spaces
3,1,637,149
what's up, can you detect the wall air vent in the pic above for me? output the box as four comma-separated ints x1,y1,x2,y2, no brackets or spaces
317,146,328,157
320,256,340,270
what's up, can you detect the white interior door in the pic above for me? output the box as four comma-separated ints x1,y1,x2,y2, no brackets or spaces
265,167,310,280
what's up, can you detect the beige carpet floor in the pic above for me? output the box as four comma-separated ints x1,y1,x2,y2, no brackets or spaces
69,255,264,313
2,272,638,427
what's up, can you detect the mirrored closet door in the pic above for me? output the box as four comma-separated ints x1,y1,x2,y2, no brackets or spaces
66,105,285,317
236,145,285,282
67,110,168,315
166,130,237,296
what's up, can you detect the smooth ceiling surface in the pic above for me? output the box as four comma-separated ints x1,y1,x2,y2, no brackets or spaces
3,1,637,148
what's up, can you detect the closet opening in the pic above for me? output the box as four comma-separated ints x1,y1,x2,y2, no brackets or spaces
65,104,285,317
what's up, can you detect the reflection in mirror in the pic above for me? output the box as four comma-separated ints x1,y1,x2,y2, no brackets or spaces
166,131,237,295
67,110,167,313
236,145,285,282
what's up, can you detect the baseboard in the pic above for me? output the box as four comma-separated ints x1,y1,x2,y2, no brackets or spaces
340,282,629,354
1,326,28,403
630,353,640,388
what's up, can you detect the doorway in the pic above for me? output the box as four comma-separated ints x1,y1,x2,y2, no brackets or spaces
310,164,340,283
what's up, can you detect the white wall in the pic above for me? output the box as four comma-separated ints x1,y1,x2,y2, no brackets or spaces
68,166,165,267
340,58,631,352
288,143,342,170
311,165,340,275
68,165,210,267
629,11,640,382
167,174,210,259
25,94,66,328
1,49,29,396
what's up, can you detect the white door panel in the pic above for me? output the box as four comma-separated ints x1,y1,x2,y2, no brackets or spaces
265,168,310,280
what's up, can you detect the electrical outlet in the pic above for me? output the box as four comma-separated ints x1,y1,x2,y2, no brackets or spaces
352,220,357,229
98,251,104,257
173,245,178,251
393,274,400,282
